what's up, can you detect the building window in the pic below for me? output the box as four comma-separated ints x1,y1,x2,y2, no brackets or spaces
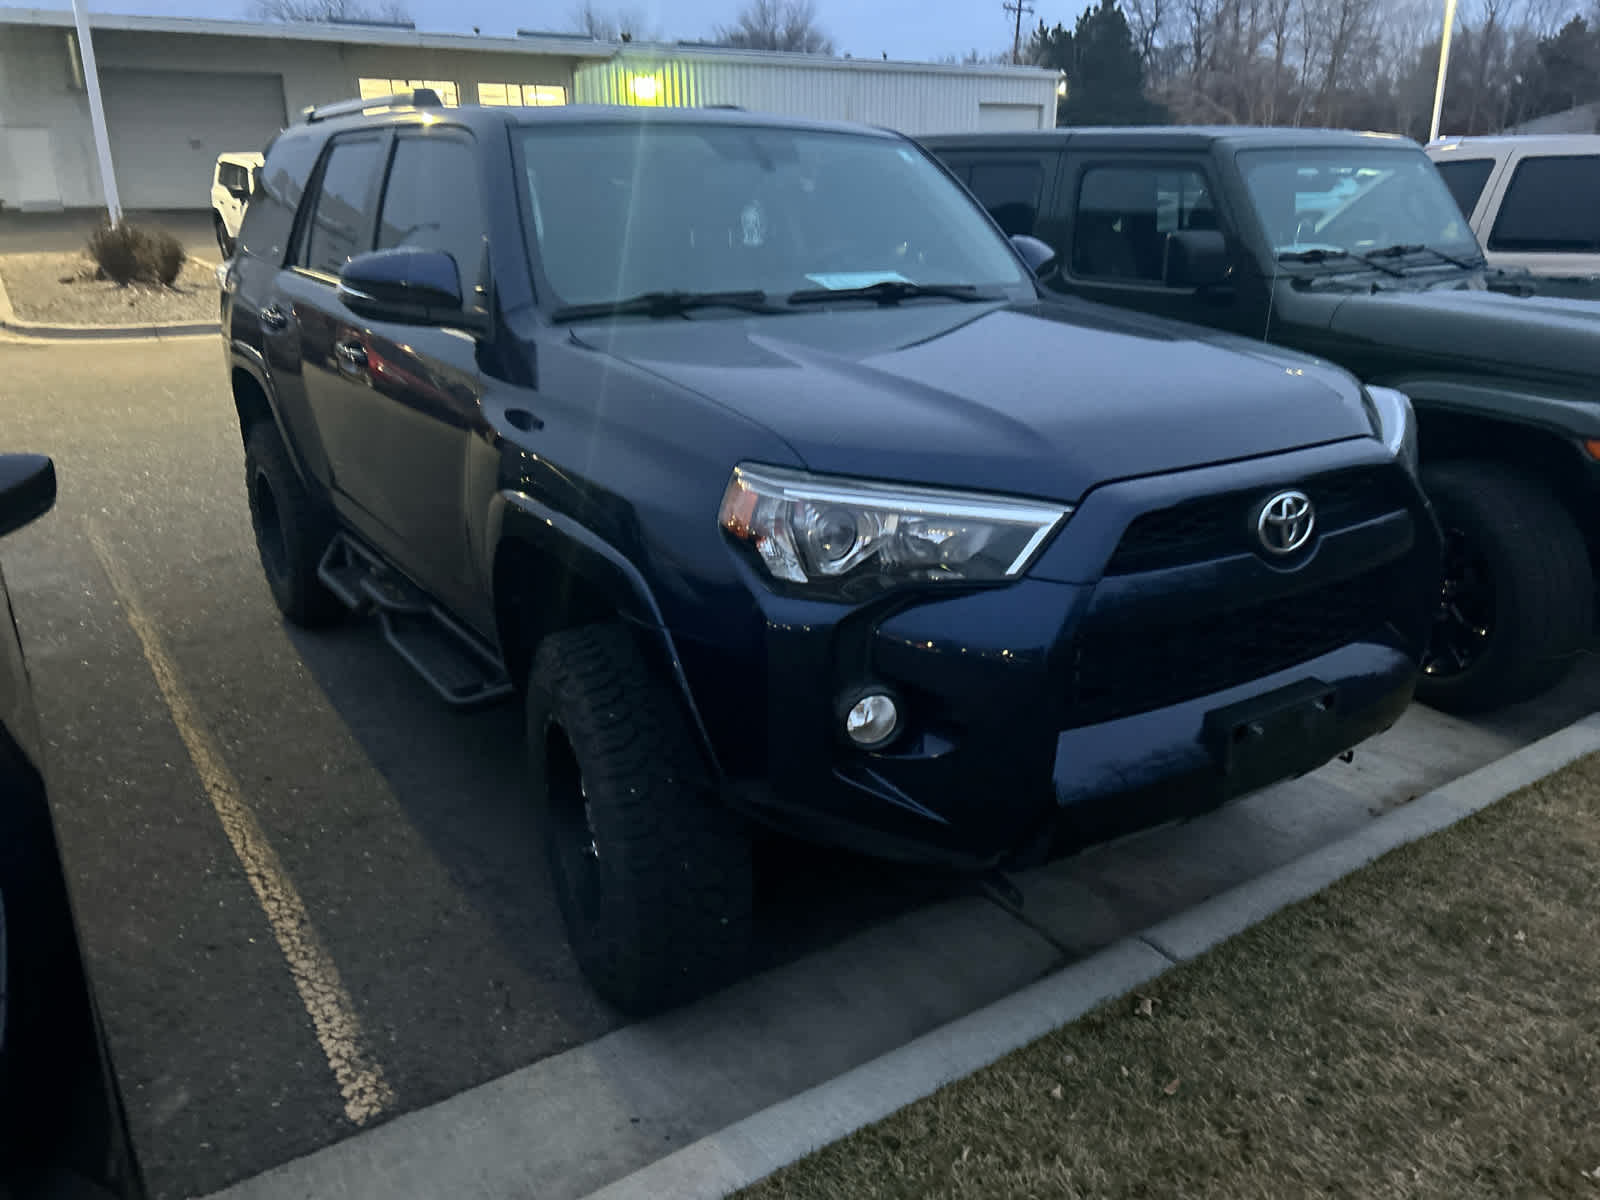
477,83,567,106
358,77,460,106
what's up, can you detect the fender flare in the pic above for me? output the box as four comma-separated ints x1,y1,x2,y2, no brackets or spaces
489,489,722,777
1372,374,1600,443
227,344,319,492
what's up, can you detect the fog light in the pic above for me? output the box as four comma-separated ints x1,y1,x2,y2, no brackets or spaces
844,692,899,748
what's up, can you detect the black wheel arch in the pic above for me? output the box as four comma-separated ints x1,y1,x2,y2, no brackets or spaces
489,492,723,778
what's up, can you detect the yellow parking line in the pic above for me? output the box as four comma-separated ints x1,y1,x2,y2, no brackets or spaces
87,526,395,1127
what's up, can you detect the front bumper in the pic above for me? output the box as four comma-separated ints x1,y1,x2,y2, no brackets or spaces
683,440,1438,871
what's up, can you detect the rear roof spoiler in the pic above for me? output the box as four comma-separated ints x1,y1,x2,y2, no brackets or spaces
301,88,443,124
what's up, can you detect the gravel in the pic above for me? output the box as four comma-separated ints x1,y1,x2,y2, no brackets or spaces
0,251,218,328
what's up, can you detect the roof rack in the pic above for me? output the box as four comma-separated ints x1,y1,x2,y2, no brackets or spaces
301,88,443,124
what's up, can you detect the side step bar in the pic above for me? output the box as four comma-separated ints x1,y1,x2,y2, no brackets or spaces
317,534,514,708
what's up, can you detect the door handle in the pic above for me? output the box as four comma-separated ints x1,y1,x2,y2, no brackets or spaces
335,340,368,369
259,304,288,331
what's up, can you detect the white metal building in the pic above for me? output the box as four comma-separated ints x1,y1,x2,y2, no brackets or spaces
573,46,1059,135
0,9,1059,212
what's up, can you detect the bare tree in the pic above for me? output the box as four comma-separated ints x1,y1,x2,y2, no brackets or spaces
714,0,836,53
570,1,659,41
251,0,409,22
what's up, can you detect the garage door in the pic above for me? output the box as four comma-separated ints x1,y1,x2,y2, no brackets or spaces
100,70,287,209
977,102,1045,131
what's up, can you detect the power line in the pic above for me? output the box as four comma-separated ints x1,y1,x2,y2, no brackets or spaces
1002,0,1034,63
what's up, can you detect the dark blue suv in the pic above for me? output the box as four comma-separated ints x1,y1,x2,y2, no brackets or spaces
221,91,1439,1013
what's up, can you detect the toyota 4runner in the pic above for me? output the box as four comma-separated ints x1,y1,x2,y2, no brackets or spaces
221,92,1439,1013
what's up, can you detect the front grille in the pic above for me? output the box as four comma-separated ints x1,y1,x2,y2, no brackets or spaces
1106,466,1404,575
1063,563,1398,728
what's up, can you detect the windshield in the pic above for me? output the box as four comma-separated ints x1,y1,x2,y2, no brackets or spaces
1237,146,1480,261
516,122,1030,307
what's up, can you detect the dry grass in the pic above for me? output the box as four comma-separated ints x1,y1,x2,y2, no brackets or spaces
744,752,1600,1200
0,251,217,327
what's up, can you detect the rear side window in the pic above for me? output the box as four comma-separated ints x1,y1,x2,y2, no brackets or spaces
966,160,1044,236
300,136,386,276
239,136,320,264
376,135,487,298
1072,164,1216,282
1488,155,1600,253
1433,157,1495,219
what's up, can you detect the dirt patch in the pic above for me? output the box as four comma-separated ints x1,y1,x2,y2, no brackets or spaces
744,752,1600,1200
0,251,217,328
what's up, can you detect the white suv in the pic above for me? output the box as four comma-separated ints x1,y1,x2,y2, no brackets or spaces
210,152,263,259
1428,134,1600,280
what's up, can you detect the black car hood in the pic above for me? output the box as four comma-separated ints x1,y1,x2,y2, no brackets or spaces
1323,286,1600,383
571,299,1372,502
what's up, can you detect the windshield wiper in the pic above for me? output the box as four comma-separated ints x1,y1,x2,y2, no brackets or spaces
1277,246,1405,278
786,281,1002,306
550,289,780,323
1367,242,1481,270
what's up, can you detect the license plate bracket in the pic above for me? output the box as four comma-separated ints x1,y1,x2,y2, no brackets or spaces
1203,678,1339,797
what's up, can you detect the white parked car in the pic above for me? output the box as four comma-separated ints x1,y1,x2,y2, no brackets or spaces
1428,134,1600,280
211,152,263,259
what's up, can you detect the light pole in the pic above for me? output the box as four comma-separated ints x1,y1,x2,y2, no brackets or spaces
70,0,121,223
1428,0,1459,143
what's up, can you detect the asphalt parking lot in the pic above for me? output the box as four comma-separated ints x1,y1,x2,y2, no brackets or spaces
3,332,1598,1200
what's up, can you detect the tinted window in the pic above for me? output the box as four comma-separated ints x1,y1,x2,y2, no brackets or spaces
300,137,385,276
240,135,320,264
1072,165,1216,282
1488,156,1600,253
967,160,1044,236
1434,158,1495,219
518,125,1029,306
377,136,487,297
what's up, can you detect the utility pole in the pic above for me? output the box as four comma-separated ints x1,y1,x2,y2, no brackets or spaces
1427,0,1459,143
70,0,121,223
1003,0,1034,64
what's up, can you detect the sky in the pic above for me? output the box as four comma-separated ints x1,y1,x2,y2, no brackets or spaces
5,0,1069,64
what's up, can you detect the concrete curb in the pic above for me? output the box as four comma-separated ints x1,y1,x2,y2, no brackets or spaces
0,259,217,340
582,710,1600,1200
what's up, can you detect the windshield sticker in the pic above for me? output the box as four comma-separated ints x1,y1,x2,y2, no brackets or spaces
804,271,912,290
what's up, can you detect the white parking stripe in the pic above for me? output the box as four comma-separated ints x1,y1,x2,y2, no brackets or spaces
87,526,396,1126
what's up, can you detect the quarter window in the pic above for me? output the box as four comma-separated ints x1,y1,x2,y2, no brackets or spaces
357,77,460,106
477,83,567,106
1487,155,1600,253
299,137,385,276
966,161,1044,236
1433,157,1496,220
377,136,487,298
1073,165,1216,282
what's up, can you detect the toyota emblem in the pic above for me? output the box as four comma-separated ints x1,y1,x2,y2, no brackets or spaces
1257,490,1315,555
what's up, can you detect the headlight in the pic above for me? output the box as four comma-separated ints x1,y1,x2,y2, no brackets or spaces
1364,385,1419,476
719,464,1069,599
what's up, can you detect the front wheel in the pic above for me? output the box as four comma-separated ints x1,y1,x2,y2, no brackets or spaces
1415,461,1592,713
527,623,752,1015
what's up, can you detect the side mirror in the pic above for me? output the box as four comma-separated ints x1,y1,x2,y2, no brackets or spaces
1163,229,1231,289
0,455,56,540
230,187,251,202
338,248,482,331
1010,234,1059,277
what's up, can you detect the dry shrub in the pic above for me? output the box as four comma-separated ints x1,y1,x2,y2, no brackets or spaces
86,221,187,287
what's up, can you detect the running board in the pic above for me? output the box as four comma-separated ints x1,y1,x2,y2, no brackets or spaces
317,534,513,708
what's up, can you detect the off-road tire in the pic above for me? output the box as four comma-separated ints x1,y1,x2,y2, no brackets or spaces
244,425,343,628
1416,460,1592,713
527,623,752,1015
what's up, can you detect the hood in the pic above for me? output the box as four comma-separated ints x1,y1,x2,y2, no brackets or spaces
572,298,1373,502
1324,286,1600,383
